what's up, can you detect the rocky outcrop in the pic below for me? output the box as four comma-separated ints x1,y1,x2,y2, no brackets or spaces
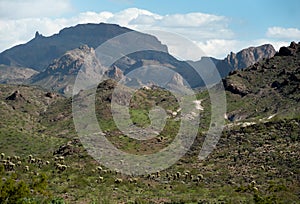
45,45,93,75
224,41,300,120
225,44,276,70
191,44,276,80
167,72,184,87
216,44,276,78
275,41,300,56
223,79,250,97
28,45,103,95
6,90,26,101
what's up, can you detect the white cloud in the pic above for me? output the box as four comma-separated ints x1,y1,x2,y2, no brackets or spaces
157,13,227,28
108,8,161,26
266,27,300,40
196,40,243,58
0,0,73,19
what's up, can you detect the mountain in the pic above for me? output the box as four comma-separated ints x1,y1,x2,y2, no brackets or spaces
224,44,276,69
28,44,104,95
194,44,276,78
26,43,275,95
0,23,276,94
27,44,208,94
224,41,300,121
0,23,167,71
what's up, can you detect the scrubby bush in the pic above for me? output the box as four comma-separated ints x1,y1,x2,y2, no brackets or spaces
0,176,30,204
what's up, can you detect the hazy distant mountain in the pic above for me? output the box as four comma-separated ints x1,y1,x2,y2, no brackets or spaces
27,43,276,95
0,65,38,84
28,45,204,95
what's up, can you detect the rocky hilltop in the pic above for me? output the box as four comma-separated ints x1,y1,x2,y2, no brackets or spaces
224,41,300,121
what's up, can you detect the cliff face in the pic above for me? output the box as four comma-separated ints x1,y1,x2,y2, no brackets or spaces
215,44,276,78
225,44,276,70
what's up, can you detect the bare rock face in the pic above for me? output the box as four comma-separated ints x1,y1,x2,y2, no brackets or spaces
29,45,103,95
194,44,277,79
167,72,185,87
46,45,94,75
224,44,276,70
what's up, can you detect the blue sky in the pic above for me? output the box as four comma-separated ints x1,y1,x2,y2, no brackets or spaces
70,0,299,40
0,0,299,58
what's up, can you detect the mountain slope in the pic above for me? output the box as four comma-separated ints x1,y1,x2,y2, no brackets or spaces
224,41,300,121
0,77,299,203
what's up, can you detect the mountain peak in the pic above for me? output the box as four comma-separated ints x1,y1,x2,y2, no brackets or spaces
34,31,44,39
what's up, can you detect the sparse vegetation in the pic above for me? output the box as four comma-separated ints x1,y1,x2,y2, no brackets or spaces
0,42,299,203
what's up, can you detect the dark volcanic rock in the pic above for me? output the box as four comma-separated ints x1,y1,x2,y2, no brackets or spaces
6,90,23,100
223,79,250,97
275,41,299,56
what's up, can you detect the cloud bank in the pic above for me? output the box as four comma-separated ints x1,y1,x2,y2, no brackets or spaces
267,27,300,40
